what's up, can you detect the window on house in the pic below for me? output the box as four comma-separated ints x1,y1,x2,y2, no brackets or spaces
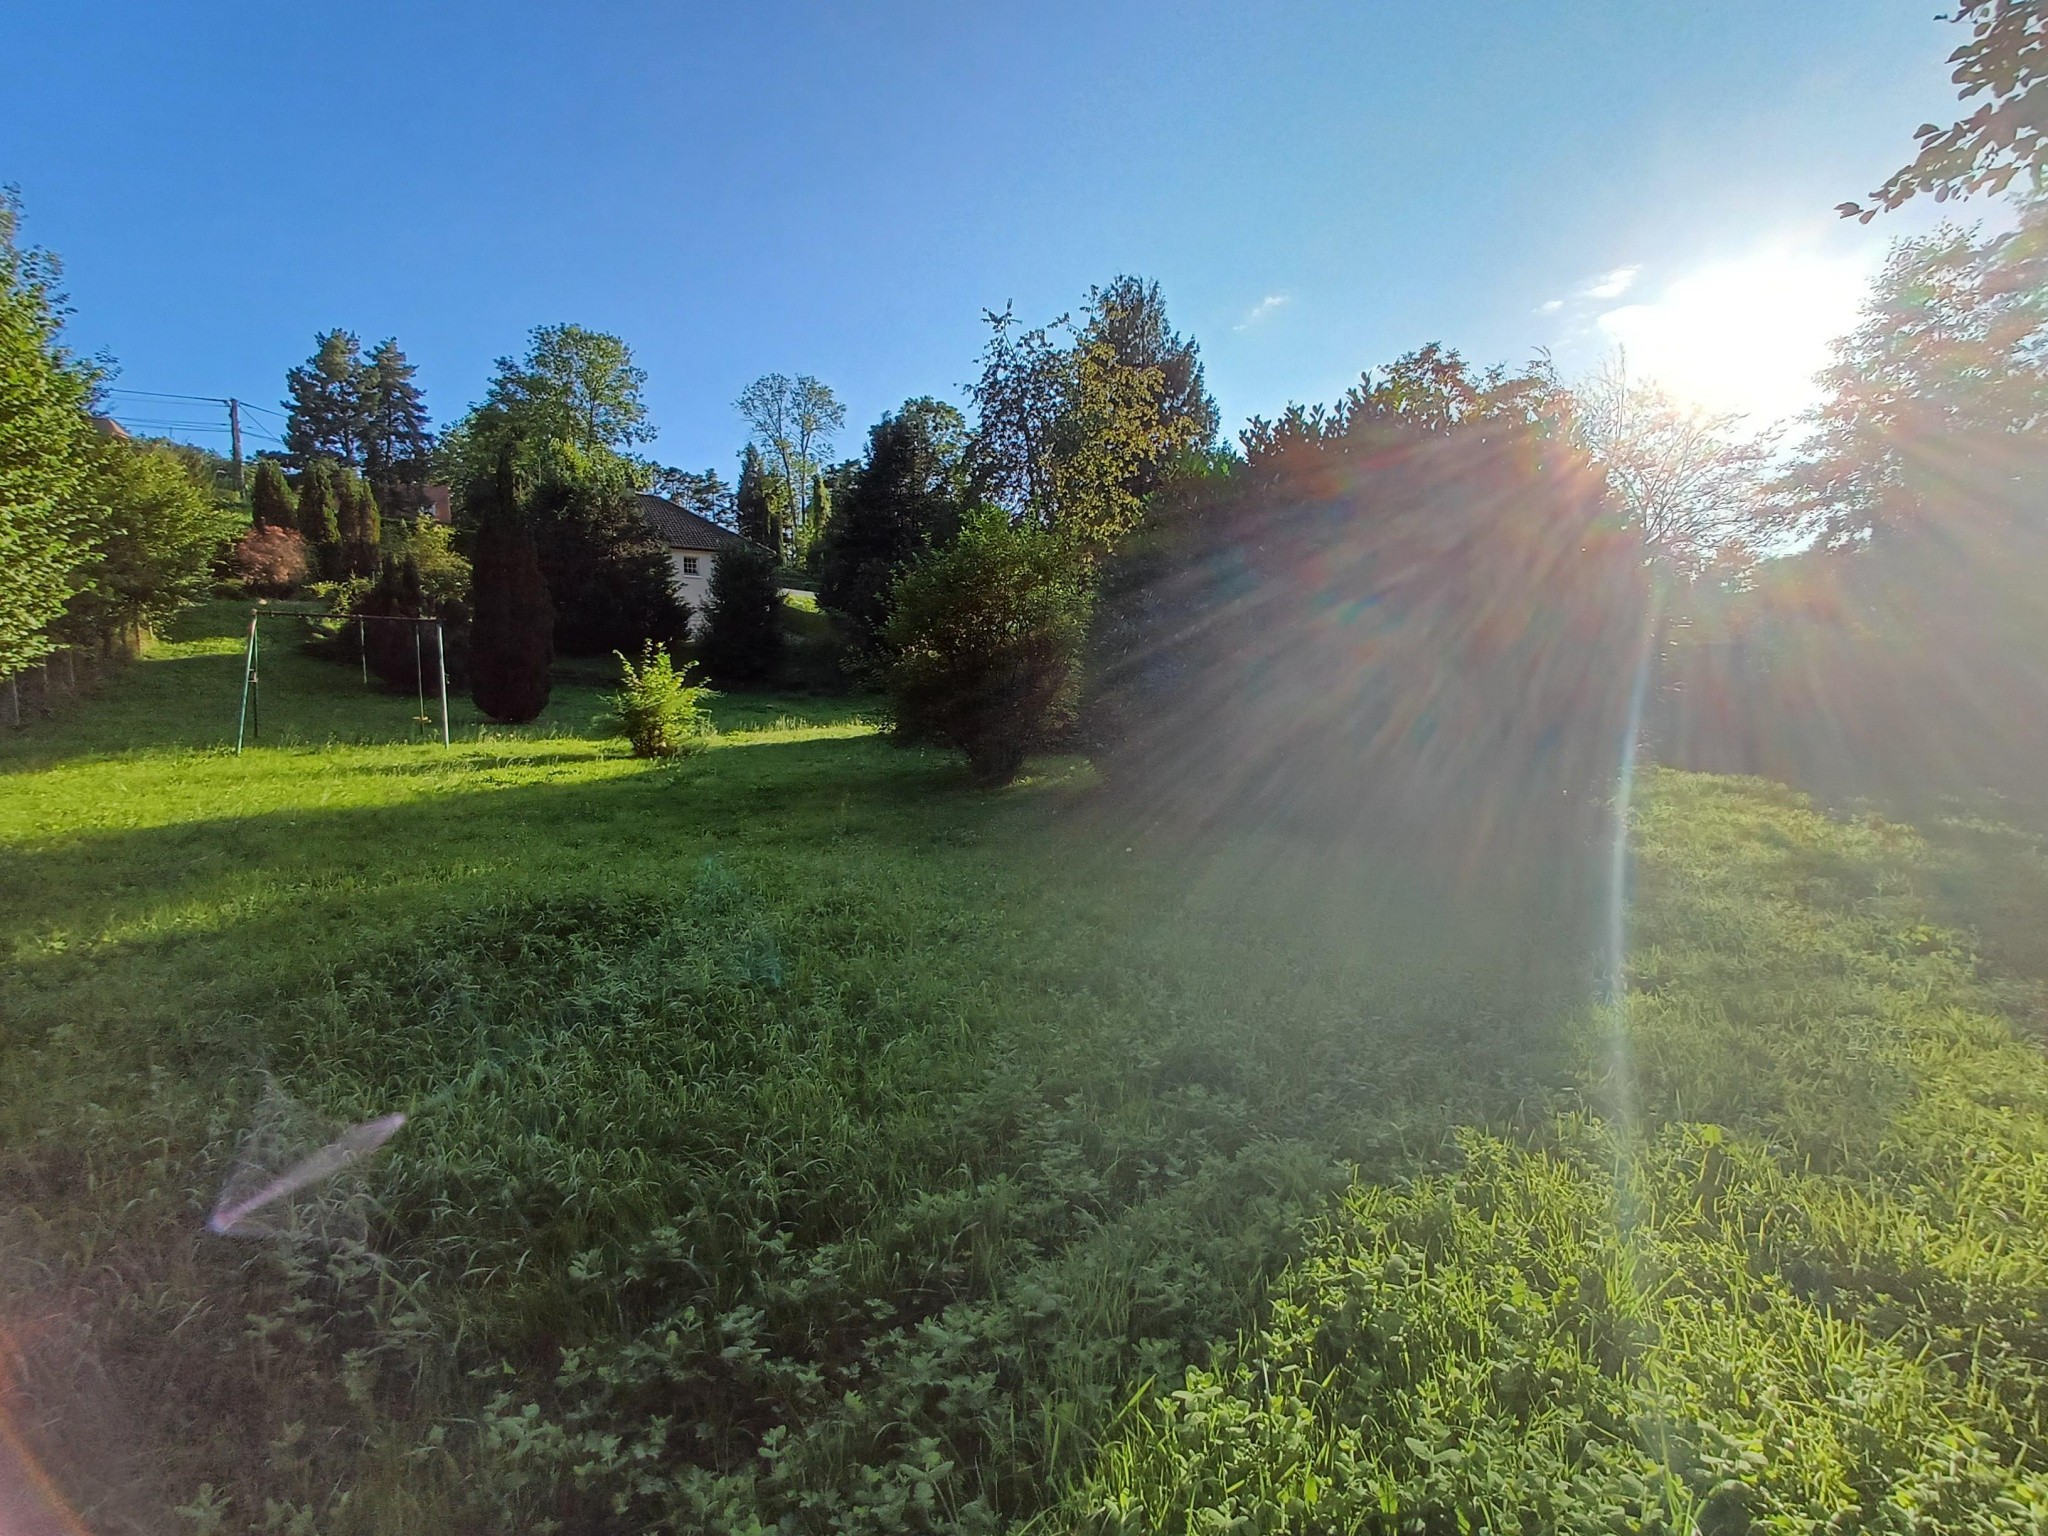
682,556,700,575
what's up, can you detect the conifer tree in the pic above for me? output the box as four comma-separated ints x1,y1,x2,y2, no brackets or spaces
735,443,776,550
283,330,366,468
468,449,553,722
295,460,340,574
249,458,297,531
700,540,784,685
335,468,383,577
361,338,433,515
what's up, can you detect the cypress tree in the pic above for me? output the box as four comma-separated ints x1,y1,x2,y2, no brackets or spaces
700,540,784,686
335,468,383,577
249,459,297,530
468,449,553,723
295,460,340,575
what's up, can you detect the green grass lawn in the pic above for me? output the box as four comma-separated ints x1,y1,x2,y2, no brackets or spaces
4,602,2048,1534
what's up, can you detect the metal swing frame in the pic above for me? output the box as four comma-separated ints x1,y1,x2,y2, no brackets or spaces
234,603,450,754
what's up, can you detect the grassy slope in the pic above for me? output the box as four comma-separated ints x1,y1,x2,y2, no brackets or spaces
4,603,2046,1533
1,603,1590,1535
1078,775,2048,1532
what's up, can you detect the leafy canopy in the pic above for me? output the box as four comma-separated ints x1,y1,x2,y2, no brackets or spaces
1846,0,2047,218
0,188,100,674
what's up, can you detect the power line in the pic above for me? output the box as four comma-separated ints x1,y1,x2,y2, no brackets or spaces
103,387,230,404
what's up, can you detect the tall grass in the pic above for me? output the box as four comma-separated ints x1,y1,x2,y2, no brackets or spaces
1,603,1593,1533
1074,771,2048,1532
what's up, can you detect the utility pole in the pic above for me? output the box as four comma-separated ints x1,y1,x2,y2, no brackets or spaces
227,398,246,497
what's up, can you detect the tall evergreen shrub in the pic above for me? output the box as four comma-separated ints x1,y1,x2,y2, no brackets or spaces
467,451,553,723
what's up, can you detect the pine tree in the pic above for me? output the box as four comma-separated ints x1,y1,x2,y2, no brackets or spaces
468,449,553,722
735,443,776,550
283,330,366,468
357,554,426,688
249,458,297,531
361,338,434,516
295,460,340,575
700,540,784,686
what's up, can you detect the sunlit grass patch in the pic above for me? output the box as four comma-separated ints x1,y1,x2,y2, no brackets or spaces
1075,769,2048,1532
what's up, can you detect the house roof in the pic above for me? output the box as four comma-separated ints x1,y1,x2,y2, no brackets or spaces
635,492,763,554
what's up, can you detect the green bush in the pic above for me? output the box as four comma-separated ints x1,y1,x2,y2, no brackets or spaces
882,507,1091,783
608,642,714,757
700,540,785,686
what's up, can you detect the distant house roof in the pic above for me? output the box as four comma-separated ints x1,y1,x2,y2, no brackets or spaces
635,492,763,554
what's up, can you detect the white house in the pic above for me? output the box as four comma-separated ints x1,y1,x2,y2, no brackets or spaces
635,493,768,633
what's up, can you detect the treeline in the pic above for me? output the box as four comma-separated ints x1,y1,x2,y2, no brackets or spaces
1652,197,2048,804
0,192,240,708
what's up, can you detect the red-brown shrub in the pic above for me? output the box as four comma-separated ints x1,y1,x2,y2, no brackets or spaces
232,525,313,595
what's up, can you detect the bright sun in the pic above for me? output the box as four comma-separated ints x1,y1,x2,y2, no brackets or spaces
1594,247,1875,428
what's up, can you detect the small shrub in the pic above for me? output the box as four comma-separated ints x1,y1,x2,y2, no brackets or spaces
231,524,313,595
608,643,715,757
883,506,1091,784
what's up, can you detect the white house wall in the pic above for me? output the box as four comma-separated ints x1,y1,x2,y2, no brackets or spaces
667,548,717,631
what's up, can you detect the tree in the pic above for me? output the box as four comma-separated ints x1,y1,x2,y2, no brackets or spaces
735,373,845,562
734,443,778,549
360,338,434,516
283,330,366,468
524,441,688,655
355,554,429,690
439,324,653,497
1237,345,1567,462
334,466,382,577
967,299,1204,555
468,450,553,723
1573,353,1770,575
882,506,1093,784
60,438,240,650
699,539,784,686
1782,202,2048,549
249,458,297,530
1081,275,1220,493
651,465,735,530
1845,0,2047,220
815,398,968,652
0,188,99,676
1087,356,1646,874
294,459,340,567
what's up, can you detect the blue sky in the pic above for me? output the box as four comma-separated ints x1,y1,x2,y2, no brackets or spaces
0,2,1972,473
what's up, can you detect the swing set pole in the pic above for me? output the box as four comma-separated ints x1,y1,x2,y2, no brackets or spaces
234,609,257,754
435,621,451,748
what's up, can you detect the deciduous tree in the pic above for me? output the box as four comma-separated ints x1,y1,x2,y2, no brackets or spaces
0,189,98,675
735,373,844,562
883,506,1093,784
1845,0,2047,219
1574,353,1770,575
